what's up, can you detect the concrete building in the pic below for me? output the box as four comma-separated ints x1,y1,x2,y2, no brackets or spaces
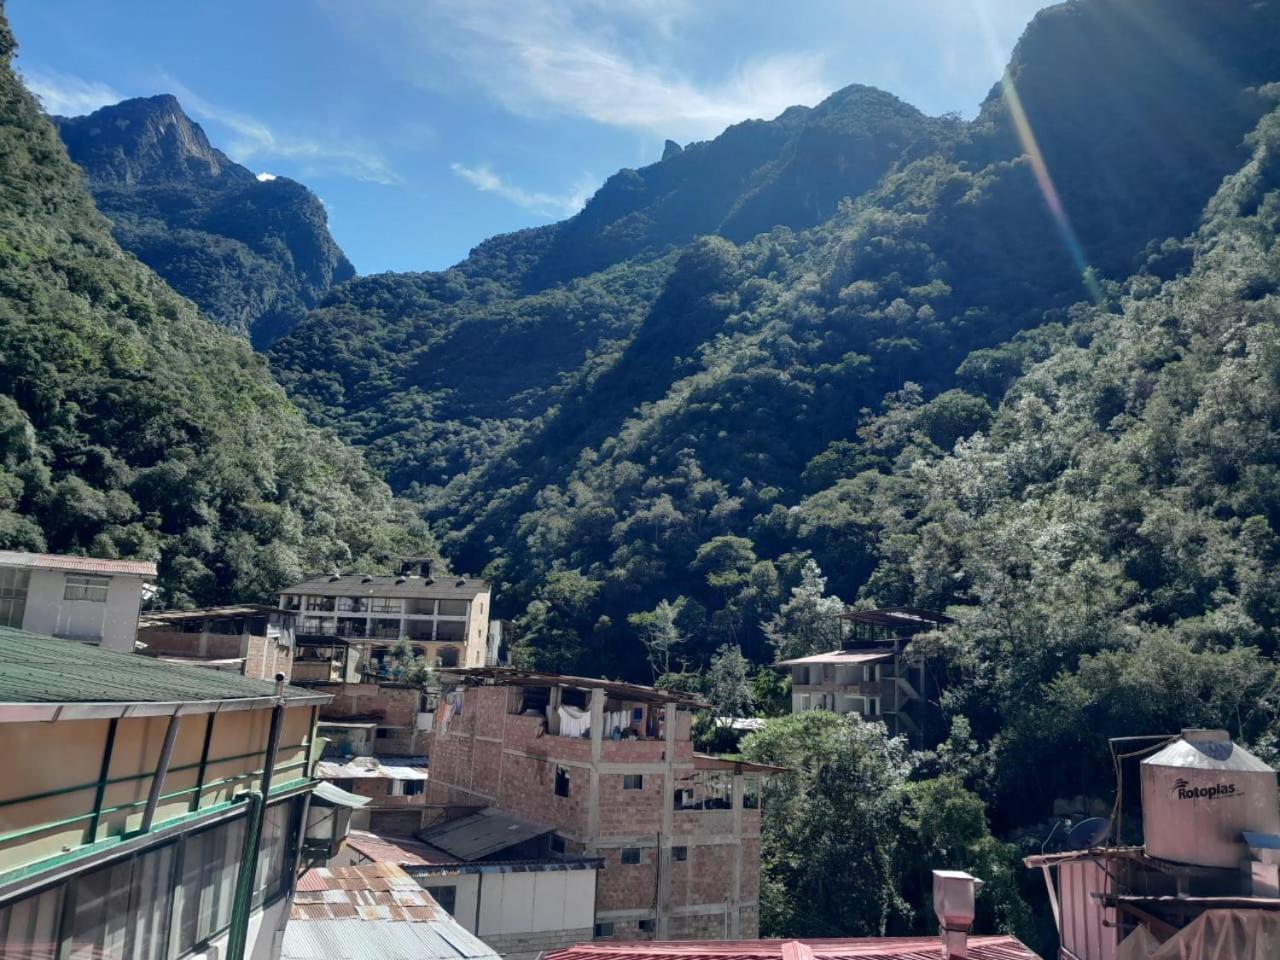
312,679,434,757
335,826,603,960
283,861,502,960
426,668,779,942
280,559,492,683
0,623,336,960
776,607,951,744
0,549,156,652
314,754,430,835
137,604,296,681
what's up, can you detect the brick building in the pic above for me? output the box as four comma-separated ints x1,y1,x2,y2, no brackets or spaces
136,604,296,681
425,668,778,942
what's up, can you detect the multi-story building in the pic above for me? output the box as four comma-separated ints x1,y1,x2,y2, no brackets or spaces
280,558,492,682
0,549,156,652
314,754,430,835
426,668,778,942
776,606,951,744
137,604,297,681
0,623,342,960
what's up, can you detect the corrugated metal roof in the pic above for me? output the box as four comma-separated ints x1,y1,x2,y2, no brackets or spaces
418,808,551,861
138,604,283,626
346,829,458,866
0,550,157,577
282,573,489,600
543,937,1036,960
286,863,501,960
774,649,895,667
313,781,372,808
0,625,323,706
315,756,429,780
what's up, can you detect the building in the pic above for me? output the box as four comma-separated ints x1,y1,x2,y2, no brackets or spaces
426,667,779,942
313,679,434,757
282,861,502,960
0,623,340,960
314,754,430,834
334,826,602,960
1024,728,1280,959
541,871,1036,960
137,604,297,680
280,559,492,684
776,607,951,743
0,549,156,652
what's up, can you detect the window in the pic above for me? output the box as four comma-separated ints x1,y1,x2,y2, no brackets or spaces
305,595,335,612
620,848,641,865
376,728,391,739
0,883,64,959
549,834,566,854
867,697,880,717
63,575,109,603
388,779,425,797
336,597,367,612
369,597,402,614
424,886,457,916
254,799,301,908
593,923,615,938
436,646,460,668
172,816,245,955
438,599,469,617
638,919,656,933
0,567,29,628
743,779,760,810
862,664,880,683
672,846,688,862
798,693,811,711
555,766,570,797
435,620,465,643
623,774,643,790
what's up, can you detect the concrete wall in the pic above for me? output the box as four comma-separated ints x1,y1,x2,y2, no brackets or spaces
19,567,146,652
137,628,294,681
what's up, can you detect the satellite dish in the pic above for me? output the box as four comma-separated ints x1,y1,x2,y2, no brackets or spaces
1065,817,1110,850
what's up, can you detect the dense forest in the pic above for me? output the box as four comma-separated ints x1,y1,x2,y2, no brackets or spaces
0,14,431,605
57,95,354,346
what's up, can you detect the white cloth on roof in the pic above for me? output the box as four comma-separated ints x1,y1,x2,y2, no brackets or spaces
558,704,591,737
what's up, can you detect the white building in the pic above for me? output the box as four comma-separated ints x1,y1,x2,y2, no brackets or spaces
0,550,156,652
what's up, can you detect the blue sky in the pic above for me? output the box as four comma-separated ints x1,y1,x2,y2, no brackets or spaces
11,1,1050,275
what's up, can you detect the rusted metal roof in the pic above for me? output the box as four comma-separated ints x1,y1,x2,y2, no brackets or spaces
346,829,458,866
287,862,501,960
543,936,1036,960
0,549,157,577
441,666,709,708
774,649,895,667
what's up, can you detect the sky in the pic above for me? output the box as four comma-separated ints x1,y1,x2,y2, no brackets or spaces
10,1,1050,276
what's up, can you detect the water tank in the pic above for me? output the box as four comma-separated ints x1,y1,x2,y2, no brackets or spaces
1141,729,1280,868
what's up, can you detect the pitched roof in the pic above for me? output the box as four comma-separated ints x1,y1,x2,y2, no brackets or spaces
281,572,489,600
0,549,156,577
0,625,328,717
285,862,501,960
345,829,458,867
774,649,895,667
418,807,551,861
543,936,1037,960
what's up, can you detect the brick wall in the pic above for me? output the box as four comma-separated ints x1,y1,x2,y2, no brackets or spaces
481,927,594,960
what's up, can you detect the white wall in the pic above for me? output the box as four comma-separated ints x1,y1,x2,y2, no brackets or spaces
19,568,146,652
476,869,597,936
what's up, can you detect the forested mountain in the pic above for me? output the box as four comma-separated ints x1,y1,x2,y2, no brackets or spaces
270,0,1280,690
56,95,354,345
0,15,430,605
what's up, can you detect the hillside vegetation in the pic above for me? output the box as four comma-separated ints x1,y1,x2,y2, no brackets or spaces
0,18,430,604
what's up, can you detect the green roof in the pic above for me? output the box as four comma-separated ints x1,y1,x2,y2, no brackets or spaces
0,625,326,706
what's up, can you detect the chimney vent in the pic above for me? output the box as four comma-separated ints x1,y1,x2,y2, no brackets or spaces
933,870,983,959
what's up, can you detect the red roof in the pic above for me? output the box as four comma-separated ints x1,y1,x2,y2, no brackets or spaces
544,937,1037,960
0,549,157,577
345,829,459,866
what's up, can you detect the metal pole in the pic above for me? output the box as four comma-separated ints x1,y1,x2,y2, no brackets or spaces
141,713,181,832
86,717,118,844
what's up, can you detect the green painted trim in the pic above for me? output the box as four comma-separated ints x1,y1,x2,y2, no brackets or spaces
85,717,117,845
225,791,263,960
191,713,216,813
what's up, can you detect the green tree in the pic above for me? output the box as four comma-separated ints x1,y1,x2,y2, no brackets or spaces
764,560,846,661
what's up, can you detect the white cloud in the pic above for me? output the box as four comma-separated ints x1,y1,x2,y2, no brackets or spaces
321,0,833,141
256,171,278,182
161,75,402,186
20,67,122,116
451,162,595,216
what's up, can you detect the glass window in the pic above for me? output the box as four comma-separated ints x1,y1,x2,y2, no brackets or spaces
254,800,299,908
555,766,570,797
638,919,655,933
423,886,456,916
594,922,615,938
672,846,688,862
436,646,460,668
64,856,133,959
0,567,30,628
388,779,425,797
369,597,402,614
623,774,643,790
63,575,110,603
171,817,245,956
127,843,176,960
0,884,64,960
621,848,641,865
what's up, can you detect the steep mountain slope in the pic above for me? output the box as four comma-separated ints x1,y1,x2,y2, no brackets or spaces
0,15,430,605
56,95,354,345
271,0,1280,680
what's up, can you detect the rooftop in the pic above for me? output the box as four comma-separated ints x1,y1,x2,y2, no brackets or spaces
838,607,952,629
442,666,709,708
137,604,285,628
418,807,551,861
285,862,500,960
0,625,328,719
315,755,429,780
774,649,896,667
0,549,157,578
282,572,489,600
543,936,1037,960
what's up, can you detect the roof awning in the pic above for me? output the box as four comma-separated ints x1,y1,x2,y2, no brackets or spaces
312,781,372,808
774,650,895,667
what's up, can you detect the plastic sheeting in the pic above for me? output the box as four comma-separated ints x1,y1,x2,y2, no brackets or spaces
1146,909,1280,959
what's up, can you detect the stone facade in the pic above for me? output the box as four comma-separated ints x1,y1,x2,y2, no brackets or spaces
427,683,763,941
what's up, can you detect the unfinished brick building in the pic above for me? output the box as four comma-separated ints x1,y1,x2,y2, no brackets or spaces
426,668,777,942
